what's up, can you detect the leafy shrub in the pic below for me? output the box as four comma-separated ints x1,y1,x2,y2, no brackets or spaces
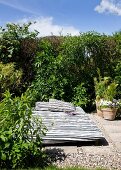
0,62,22,99
1,22,121,112
19,38,38,83
0,91,46,169
31,34,118,110
0,23,38,63
59,35,95,105
104,82,118,101
115,61,121,98
81,32,118,77
29,39,67,104
72,84,89,109
94,76,108,101
94,74,118,101
0,23,38,96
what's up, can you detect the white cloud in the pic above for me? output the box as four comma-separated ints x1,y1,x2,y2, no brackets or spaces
95,0,121,16
17,17,80,37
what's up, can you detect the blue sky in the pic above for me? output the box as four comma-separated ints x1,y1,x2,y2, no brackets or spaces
0,0,121,36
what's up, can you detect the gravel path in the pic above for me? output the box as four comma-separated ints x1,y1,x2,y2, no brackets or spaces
45,146,121,170
45,114,121,170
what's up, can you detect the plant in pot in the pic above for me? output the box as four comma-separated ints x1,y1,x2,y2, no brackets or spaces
100,82,119,120
94,76,111,118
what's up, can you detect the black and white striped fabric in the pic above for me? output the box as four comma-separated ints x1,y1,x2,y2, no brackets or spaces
33,99,104,144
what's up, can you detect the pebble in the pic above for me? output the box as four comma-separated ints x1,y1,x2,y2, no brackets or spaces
51,150,121,170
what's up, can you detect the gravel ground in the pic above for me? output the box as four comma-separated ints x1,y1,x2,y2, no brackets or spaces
45,146,121,170
45,114,121,170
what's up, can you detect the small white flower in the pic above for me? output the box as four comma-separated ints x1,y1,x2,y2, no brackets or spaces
100,98,120,108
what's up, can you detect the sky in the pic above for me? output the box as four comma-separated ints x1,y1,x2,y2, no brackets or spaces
0,0,121,36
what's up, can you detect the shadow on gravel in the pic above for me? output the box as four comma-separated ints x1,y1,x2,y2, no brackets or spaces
45,148,66,164
42,138,109,167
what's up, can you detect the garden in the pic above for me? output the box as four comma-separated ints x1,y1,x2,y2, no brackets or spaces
0,23,121,169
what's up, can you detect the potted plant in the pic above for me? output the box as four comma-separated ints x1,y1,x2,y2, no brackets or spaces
94,74,118,120
102,82,118,120
95,77,119,120
100,99,119,120
94,76,111,118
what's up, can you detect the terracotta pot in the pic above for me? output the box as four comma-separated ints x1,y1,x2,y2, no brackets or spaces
102,108,117,120
96,100,103,118
97,109,103,118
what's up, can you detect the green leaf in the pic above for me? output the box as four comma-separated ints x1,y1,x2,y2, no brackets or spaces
1,135,6,142
5,142,10,148
1,153,6,160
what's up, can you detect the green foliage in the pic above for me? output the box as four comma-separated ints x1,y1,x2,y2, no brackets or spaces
0,23,38,96
30,32,121,111
113,31,121,58
30,37,91,108
0,22,121,111
0,22,38,63
59,34,97,107
104,82,118,101
94,76,108,101
0,62,22,98
72,84,89,108
19,166,108,170
60,35,86,84
1,22,121,168
89,33,117,77
0,91,46,169
115,61,121,98
94,74,118,101
29,39,67,104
